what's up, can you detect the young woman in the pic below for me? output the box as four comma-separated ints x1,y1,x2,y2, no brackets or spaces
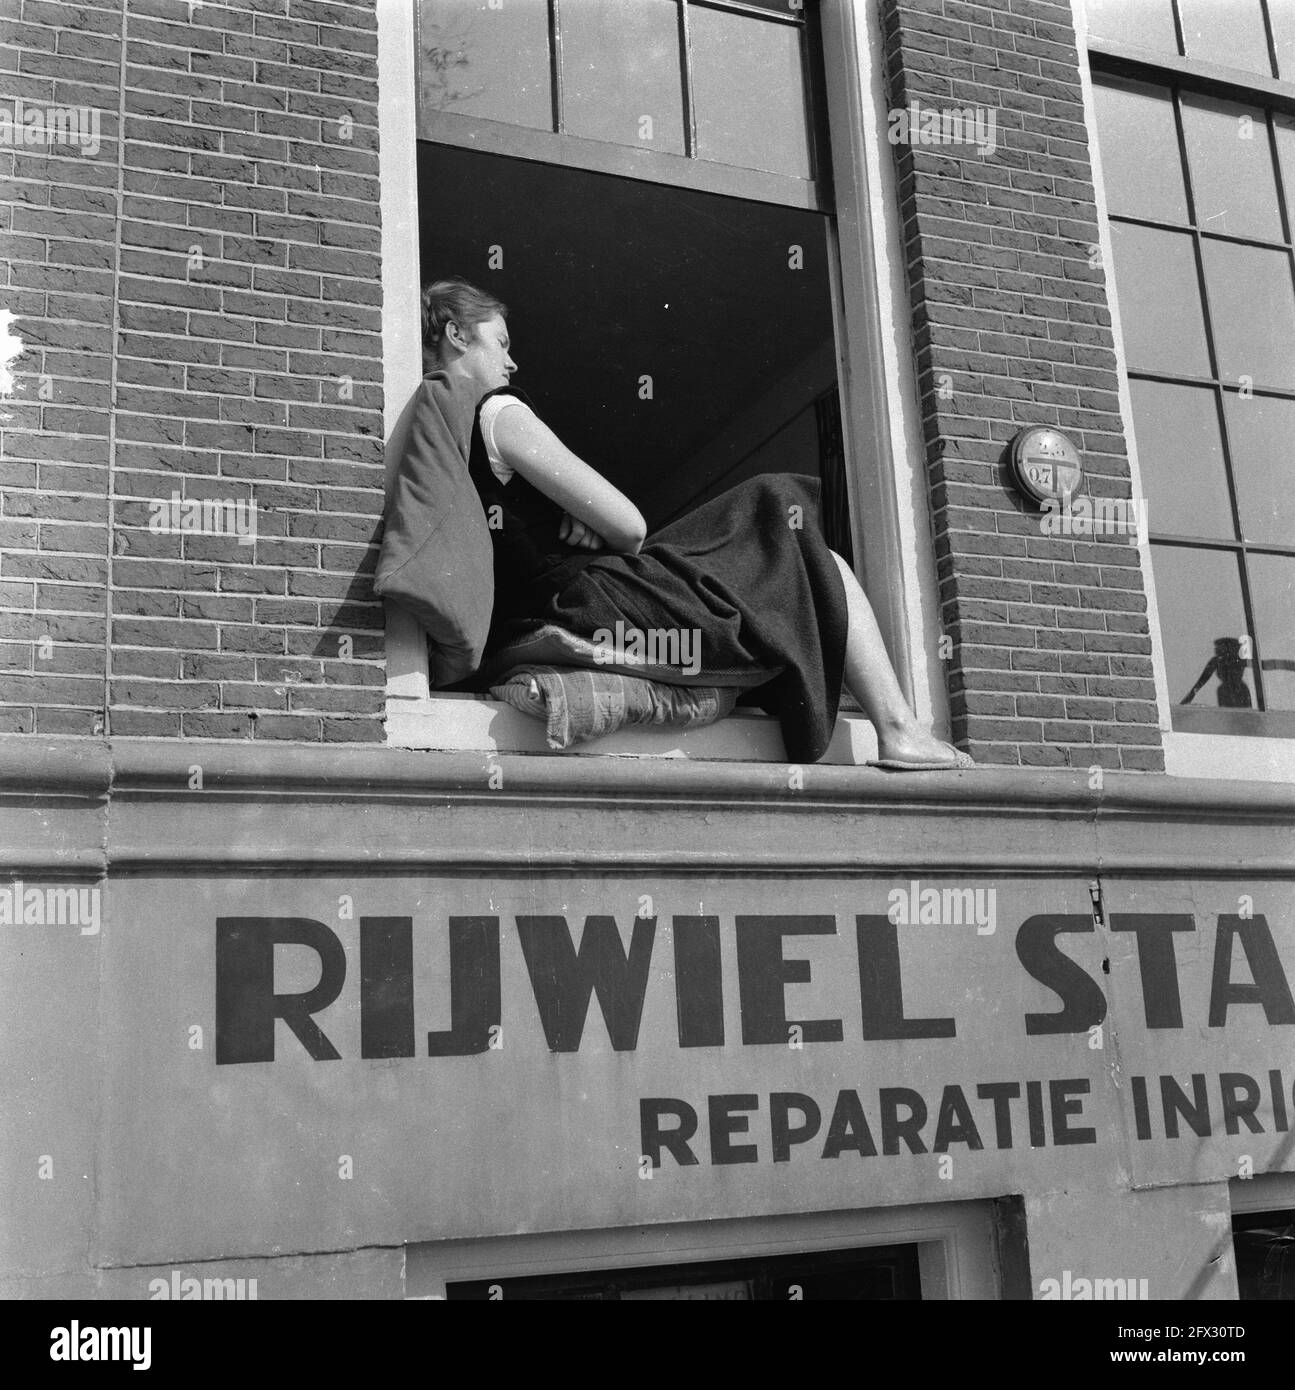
421,277,972,770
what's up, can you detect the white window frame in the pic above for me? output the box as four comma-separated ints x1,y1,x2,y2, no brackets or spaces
1074,0,1295,784
376,0,949,762
404,1199,1003,1300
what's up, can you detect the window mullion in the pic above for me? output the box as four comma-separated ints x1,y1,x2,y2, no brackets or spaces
677,0,698,160
549,0,565,135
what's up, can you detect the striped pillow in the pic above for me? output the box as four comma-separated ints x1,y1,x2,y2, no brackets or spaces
489,665,739,750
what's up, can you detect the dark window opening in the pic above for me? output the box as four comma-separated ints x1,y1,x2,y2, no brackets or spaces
1233,1208,1295,1299
445,1240,922,1300
416,139,849,546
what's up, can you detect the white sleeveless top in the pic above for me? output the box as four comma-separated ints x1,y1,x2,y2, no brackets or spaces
478,393,532,484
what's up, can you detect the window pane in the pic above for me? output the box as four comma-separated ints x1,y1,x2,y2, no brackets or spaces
1151,544,1252,708
1200,240,1295,389
1108,223,1211,376
1083,0,1178,53
1178,0,1274,78
1128,380,1234,538
1091,77,1187,224
1181,95,1282,242
420,0,552,131
1222,392,1295,546
1272,119,1295,239
1248,553,1295,711
560,0,685,154
689,5,811,179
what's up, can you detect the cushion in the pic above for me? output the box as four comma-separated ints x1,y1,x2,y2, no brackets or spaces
374,373,500,687
489,665,740,750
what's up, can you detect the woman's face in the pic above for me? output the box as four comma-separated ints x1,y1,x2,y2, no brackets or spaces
456,312,516,394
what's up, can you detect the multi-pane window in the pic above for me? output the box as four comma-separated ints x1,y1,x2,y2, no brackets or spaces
416,0,822,207
1087,0,1295,82
1091,66,1295,728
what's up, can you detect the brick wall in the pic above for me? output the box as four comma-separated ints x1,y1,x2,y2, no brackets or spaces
0,0,386,743
882,0,1164,771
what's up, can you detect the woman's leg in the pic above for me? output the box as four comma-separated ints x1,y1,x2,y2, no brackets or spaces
830,551,969,765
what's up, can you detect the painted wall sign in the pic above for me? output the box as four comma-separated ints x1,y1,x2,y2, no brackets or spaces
10,874,1290,1267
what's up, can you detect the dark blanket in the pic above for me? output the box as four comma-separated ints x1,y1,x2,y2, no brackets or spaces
496,473,851,764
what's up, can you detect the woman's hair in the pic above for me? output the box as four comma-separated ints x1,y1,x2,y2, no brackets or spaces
421,277,507,361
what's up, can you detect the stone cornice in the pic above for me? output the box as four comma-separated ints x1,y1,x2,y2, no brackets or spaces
0,737,1292,876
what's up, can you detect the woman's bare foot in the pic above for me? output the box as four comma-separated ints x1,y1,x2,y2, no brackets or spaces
871,723,973,769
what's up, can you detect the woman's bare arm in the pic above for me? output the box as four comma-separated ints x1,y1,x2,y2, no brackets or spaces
490,403,647,554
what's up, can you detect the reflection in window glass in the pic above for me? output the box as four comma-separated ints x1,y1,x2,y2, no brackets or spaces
689,5,811,178
420,0,552,131
1200,240,1295,389
1233,1210,1295,1299
1249,554,1295,710
1092,78,1187,224
1221,392,1295,546
1083,0,1178,52
1108,223,1211,376
1178,0,1274,78
1152,544,1251,708
1128,380,1233,538
1181,95,1282,242
560,0,685,155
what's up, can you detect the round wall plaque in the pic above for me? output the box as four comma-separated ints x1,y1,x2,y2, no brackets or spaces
1009,426,1084,506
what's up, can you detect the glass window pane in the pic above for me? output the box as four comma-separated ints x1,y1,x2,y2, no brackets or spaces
1152,544,1253,708
1272,119,1295,238
419,0,553,131
1248,553,1295,711
1178,0,1274,78
1092,77,1187,224
689,5,811,179
1181,95,1282,242
1201,240,1295,389
1221,392,1295,546
1083,0,1178,52
1108,223,1211,376
1128,380,1234,538
560,0,685,155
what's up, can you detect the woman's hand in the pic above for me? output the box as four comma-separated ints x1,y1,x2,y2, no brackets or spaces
558,512,606,550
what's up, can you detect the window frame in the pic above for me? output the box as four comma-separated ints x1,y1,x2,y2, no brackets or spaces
403,1200,1004,1300
1076,0,1295,781
415,0,829,212
377,0,949,760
